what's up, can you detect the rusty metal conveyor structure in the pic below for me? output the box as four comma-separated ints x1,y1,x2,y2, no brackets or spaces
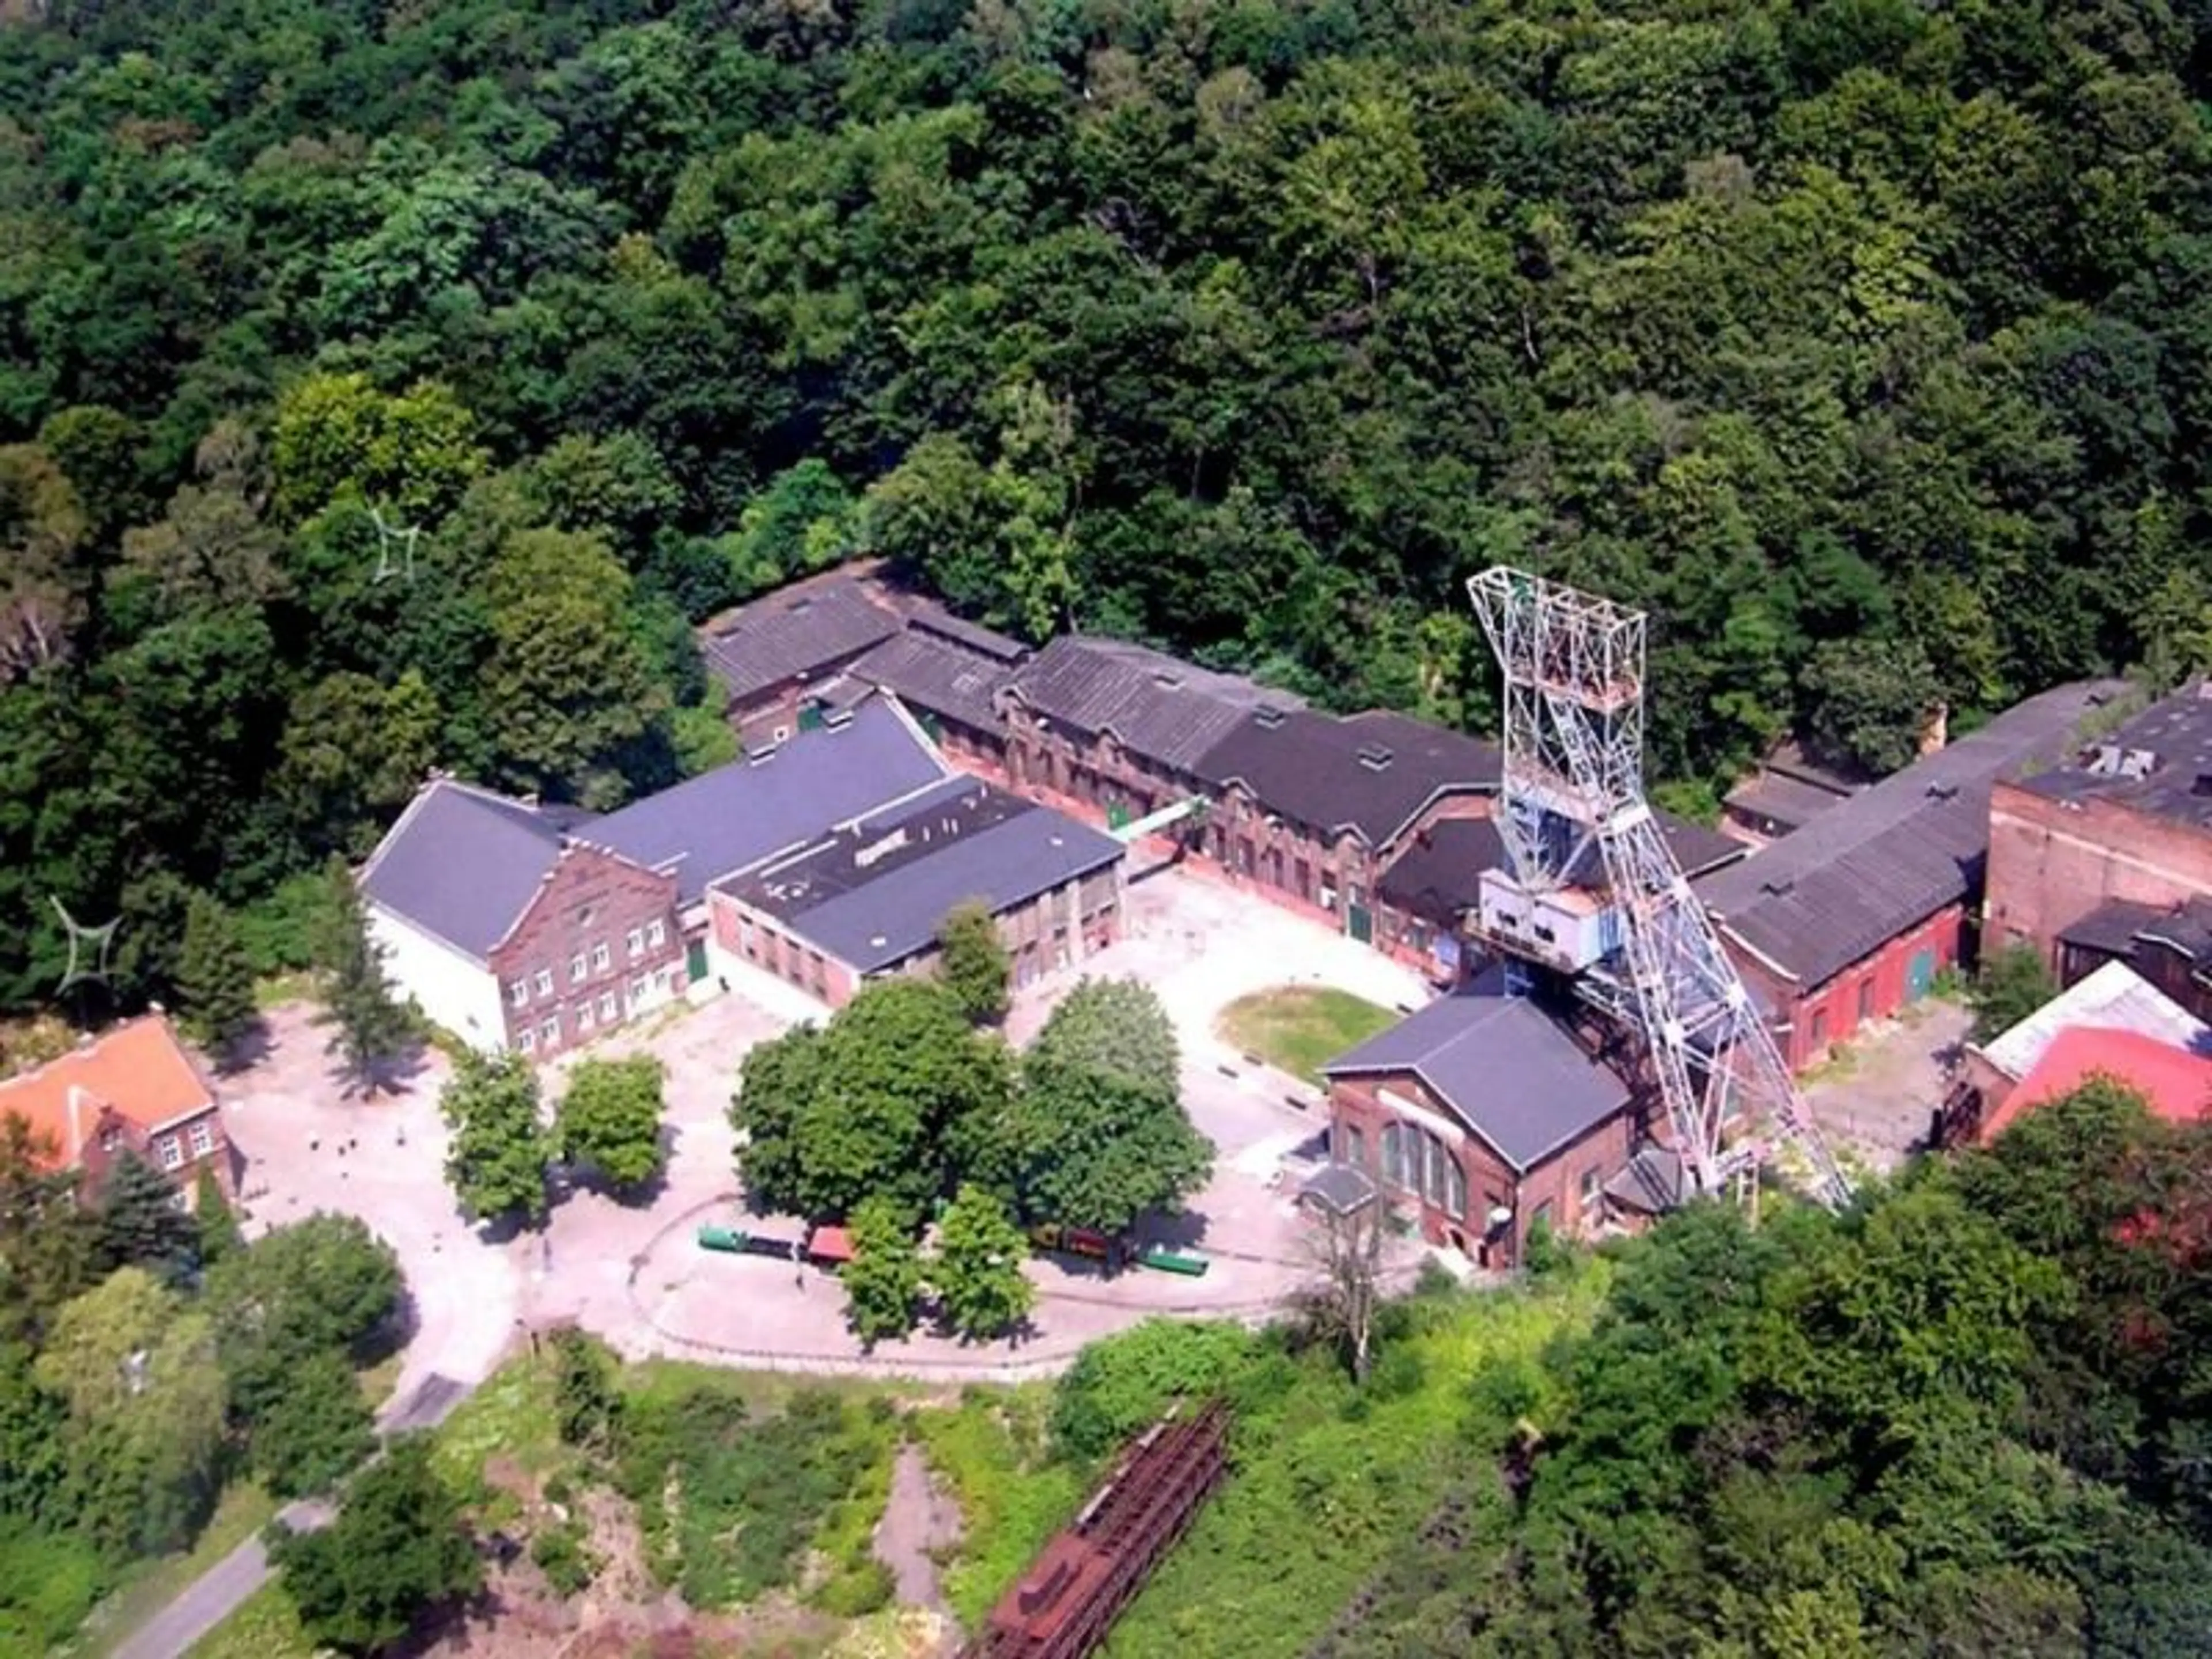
959,1399,1232,1659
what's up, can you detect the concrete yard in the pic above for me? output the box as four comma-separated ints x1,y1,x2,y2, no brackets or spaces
1803,997,1975,1175
213,860,1439,1387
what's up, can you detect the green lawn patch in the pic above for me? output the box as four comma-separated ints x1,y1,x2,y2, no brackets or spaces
1215,986,1399,1084
69,1482,280,1659
181,1583,314,1659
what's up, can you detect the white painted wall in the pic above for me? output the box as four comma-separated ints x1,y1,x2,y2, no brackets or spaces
366,904,507,1052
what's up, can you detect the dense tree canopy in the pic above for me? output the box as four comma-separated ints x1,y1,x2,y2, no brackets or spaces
6,0,2211,1004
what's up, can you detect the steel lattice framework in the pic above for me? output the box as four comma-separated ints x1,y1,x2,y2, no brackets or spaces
1468,567,1853,1210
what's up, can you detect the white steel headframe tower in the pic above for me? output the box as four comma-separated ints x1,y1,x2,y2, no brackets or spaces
1468,567,1853,1210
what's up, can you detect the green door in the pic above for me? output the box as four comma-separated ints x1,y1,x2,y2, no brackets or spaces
797,702,825,733
1349,902,1374,944
1107,800,1132,831
1907,948,1937,1001
686,938,709,982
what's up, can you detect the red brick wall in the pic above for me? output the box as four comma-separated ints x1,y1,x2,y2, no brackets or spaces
78,1102,236,1202
490,846,684,1055
1986,782,2212,965
1732,904,1963,1071
1328,1073,1632,1268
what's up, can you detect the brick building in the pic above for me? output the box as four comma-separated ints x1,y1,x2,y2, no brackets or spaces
363,698,952,1055
709,775,1125,1007
700,579,903,748
999,635,1298,829
1194,707,1500,949
1379,815,1747,987
1696,680,2119,1071
1986,684,2212,993
0,1016,235,1205
842,607,1030,772
1320,977,1645,1267
1721,741,1866,847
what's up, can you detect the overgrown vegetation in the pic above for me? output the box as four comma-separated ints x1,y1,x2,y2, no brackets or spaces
9,0,2212,1018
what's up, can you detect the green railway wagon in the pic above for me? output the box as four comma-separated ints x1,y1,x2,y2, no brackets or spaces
1138,1245,1210,1277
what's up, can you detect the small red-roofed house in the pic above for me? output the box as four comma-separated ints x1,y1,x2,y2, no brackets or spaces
0,1015,234,1207
1979,1024,2212,1143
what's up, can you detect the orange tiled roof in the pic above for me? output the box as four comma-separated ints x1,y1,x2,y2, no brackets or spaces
0,1016,214,1167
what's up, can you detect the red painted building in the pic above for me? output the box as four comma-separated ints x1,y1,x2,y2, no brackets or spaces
1696,680,2119,1070
0,1016,237,1206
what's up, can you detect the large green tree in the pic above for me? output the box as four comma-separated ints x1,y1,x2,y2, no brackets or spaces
840,1195,922,1346
1017,978,1211,1239
175,890,258,1058
310,856,412,1096
440,1050,554,1226
932,1184,1034,1342
556,1056,666,1194
269,1433,482,1654
935,902,1010,1026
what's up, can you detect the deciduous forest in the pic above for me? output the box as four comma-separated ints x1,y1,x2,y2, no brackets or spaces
3,0,2209,1012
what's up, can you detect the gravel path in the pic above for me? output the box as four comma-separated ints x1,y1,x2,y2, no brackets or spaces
874,1441,964,1613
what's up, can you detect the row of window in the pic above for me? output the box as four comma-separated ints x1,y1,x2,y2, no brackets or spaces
507,921,666,1008
151,1118,217,1172
1378,1121,1469,1221
516,973,670,1052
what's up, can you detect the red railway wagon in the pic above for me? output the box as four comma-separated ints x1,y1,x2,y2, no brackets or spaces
959,1399,1232,1659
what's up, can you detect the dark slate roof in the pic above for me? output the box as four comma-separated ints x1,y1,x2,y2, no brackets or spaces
1001,636,1302,773
902,601,1029,664
726,777,1123,974
1604,1147,1686,1214
1724,770,1854,835
845,631,1014,737
2017,681,2212,830
361,781,579,959
2060,897,2170,957
594,700,946,906
1301,1162,1379,1217
1320,986,1631,1172
1696,680,2125,988
1377,812,1747,930
1198,709,1500,847
699,581,901,704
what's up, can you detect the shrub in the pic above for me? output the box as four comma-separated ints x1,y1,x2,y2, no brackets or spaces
530,1519,600,1597
1050,1319,1256,1461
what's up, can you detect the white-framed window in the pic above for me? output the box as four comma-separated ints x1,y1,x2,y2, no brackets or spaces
188,1119,214,1158
599,991,617,1021
508,979,528,1008
167,1188,190,1213
540,1016,560,1047
535,968,553,997
630,977,648,1006
578,1002,594,1032
592,941,610,972
519,1027,537,1053
155,1133,183,1172
647,919,666,949
626,928,643,960
569,953,586,983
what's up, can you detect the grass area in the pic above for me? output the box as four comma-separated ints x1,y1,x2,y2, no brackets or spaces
357,1351,404,1415
69,1483,281,1659
180,1584,314,1659
1102,1268,1610,1658
250,970,315,1011
1216,985,1399,1084
914,1385,1083,1628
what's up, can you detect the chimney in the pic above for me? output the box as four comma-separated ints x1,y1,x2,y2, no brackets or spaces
1917,702,1949,759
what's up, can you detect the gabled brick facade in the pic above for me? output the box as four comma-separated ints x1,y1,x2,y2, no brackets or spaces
487,843,685,1058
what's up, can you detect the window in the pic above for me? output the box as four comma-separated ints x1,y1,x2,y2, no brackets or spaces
1580,1166,1601,1210
772,726,790,744
155,1133,183,1172
508,980,528,1008
647,919,666,949
1809,1008,1830,1052
534,968,553,997
626,928,644,960
188,1119,214,1158
1380,1122,1406,1189
519,1027,537,1053
1857,978,1876,1024
599,991,617,1022
166,1188,190,1213
1341,1123,1366,1169
1531,1200,1554,1236
570,953,586,984
630,977,648,1006
577,1002,594,1032
1447,1159,1468,1221
592,941,610,972
540,1016,559,1047
100,1127,120,1153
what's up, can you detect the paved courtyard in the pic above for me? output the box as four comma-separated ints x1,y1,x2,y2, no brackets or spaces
217,865,1436,1382
1804,997,1975,1175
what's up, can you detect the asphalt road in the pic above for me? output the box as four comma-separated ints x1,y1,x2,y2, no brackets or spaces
108,1377,462,1659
